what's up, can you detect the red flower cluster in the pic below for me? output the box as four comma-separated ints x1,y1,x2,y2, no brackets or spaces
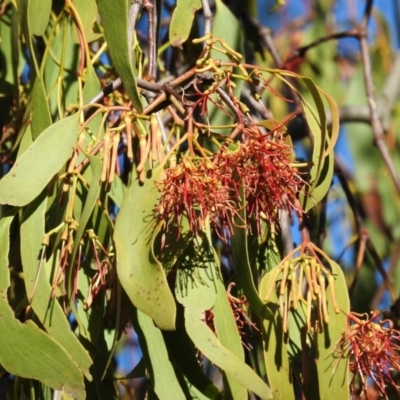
334,312,400,397
155,129,303,238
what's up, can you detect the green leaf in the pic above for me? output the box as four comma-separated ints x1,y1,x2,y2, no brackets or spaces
175,233,218,312
20,193,93,381
0,213,86,400
70,155,102,265
97,0,143,112
169,0,202,47
28,0,51,36
185,308,272,399
71,0,102,43
297,77,337,211
209,225,247,400
231,185,272,319
133,309,186,400
316,260,350,400
0,113,80,206
31,77,52,140
213,281,248,400
114,168,176,330
163,305,222,399
259,271,294,400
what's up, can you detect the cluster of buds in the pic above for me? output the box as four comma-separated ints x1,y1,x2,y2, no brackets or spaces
264,254,339,333
155,127,303,239
334,311,400,398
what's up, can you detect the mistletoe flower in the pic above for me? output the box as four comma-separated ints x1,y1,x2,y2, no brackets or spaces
334,311,400,398
154,158,236,238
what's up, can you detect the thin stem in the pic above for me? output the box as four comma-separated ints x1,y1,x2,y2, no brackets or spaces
358,0,400,196
144,0,157,80
201,0,213,36
128,0,143,60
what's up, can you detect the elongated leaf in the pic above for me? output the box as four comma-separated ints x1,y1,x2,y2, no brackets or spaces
31,77,52,140
0,113,80,206
185,308,272,399
114,168,176,330
0,213,86,400
28,0,51,36
259,270,294,400
72,0,102,43
267,71,339,211
169,0,202,47
97,0,143,112
163,306,222,399
175,234,218,312
133,309,186,400
209,223,247,400
231,185,272,319
316,260,350,400
20,193,93,380
70,155,102,264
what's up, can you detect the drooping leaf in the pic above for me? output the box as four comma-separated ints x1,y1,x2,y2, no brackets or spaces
169,0,202,48
0,113,80,206
163,305,222,399
267,71,339,211
316,260,350,400
0,213,86,400
28,0,51,36
31,77,52,140
20,193,93,381
133,309,186,400
209,225,247,400
185,308,272,399
259,270,294,400
175,233,218,312
114,168,176,330
71,0,102,43
97,0,143,112
231,185,272,319
70,155,102,265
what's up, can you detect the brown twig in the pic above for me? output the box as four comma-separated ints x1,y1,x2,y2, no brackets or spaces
128,0,143,61
143,0,157,80
358,0,400,196
335,159,396,303
201,0,213,36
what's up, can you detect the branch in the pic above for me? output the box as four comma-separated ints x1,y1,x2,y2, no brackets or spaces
377,51,400,131
201,0,213,36
358,0,400,196
128,0,142,61
144,0,157,80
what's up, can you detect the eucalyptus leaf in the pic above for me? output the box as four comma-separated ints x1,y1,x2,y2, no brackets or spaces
28,0,51,36
259,270,294,400
133,309,186,400
231,185,272,319
175,233,218,312
169,0,202,47
0,113,80,207
97,0,143,112
185,308,272,399
70,155,102,265
163,304,222,399
71,0,102,43
34,77,55,127
114,168,176,330
0,213,86,400
317,260,350,400
20,193,93,381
